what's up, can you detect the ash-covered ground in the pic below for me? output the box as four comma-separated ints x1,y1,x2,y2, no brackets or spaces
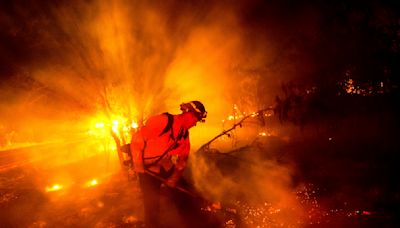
0,142,143,227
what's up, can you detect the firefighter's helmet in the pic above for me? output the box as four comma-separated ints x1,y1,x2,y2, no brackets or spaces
180,101,207,122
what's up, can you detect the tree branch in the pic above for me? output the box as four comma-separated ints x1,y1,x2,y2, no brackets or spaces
197,107,273,153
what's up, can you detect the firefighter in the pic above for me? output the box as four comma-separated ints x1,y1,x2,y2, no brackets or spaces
130,101,207,227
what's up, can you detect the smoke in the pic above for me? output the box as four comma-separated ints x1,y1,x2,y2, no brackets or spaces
188,135,307,225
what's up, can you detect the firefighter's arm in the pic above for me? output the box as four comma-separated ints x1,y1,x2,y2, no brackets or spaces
130,132,145,173
165,140,190,187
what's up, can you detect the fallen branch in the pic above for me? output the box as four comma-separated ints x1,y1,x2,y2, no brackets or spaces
198,107,273,153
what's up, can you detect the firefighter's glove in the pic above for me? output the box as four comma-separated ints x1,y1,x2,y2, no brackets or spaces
127,168,137,180
164,178,178,188
165,168,183,188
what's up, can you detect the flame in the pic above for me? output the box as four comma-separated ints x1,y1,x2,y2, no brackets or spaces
45,184,63,192
131,122,138,129
85,179,98,187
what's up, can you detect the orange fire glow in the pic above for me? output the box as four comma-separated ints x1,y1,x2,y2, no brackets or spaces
45,184,63,192
85,179,98,187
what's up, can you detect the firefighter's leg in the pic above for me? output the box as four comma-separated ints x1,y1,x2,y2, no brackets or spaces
138,173,162,228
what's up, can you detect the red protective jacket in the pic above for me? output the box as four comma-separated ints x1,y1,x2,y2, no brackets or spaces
130,113,190,182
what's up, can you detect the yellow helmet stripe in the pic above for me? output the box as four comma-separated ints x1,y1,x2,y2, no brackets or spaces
189,102,202,114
